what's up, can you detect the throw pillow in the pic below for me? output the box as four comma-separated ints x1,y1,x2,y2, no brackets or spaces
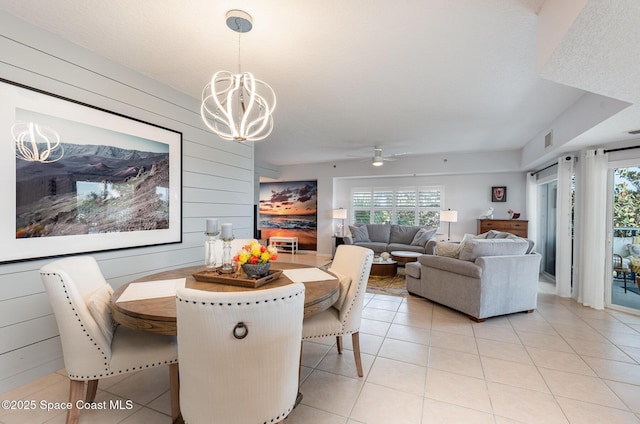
349,225,370,243
485,230,510,239
411,227,437,247
458,238,529,262
87,284,116,345
460,233,482,243
435,242,462,258
502,233,535,254
329,270,352,311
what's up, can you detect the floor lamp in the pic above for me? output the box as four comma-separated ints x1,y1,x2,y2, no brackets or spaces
332,208,348,237
440,209,458,241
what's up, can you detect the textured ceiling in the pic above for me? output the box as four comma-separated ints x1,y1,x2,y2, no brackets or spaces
1,0,636,166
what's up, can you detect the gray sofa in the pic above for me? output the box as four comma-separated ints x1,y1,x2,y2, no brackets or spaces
343,224,437,254
406,235,541,321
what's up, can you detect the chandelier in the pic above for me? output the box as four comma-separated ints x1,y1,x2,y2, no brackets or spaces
201,10,276,142
12,122,64,163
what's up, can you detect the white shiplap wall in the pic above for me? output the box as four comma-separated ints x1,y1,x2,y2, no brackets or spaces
0,12,254,392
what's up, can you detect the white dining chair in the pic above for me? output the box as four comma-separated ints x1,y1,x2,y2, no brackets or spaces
176,283,305,424
40,256,179,424
302,244,374,377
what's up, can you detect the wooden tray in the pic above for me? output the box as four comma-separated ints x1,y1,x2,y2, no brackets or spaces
192,269,283,288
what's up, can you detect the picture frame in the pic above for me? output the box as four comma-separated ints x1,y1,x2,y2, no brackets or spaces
491,186,507,202
1,78,182,263
258,180,318,250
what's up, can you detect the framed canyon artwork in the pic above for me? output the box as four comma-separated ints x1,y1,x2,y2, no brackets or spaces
1,78,182,263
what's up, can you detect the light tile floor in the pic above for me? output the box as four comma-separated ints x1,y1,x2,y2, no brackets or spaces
3,279,640,423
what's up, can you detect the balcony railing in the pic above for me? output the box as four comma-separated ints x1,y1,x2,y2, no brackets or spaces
613,227,640,238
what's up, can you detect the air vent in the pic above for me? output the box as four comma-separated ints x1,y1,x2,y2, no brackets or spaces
544,131,553,148
628,129,640,135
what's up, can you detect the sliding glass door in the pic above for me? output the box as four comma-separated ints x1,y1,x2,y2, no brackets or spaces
540,181,557,278
610,166,640,311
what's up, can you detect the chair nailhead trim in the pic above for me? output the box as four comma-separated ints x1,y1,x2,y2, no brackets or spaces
43,271,178,380
41,272,110,372
176,289,305,305
261,406,293,424
303,253,372,341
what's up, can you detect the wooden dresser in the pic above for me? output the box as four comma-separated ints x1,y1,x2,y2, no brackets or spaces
477,219,528,238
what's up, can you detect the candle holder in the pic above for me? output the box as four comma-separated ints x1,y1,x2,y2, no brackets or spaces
220,236,235,274
204,231,220,268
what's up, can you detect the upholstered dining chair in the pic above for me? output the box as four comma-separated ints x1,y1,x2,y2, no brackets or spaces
176,282,305,424
302,244,374,377
40,256,179,424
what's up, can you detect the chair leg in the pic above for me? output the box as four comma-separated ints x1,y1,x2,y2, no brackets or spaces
336,335,343,354
66,380,84,424
351,332,364,378
169,363,181,424
85,379,98,403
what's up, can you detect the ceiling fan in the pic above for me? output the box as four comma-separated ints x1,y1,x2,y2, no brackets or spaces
371,146,409,166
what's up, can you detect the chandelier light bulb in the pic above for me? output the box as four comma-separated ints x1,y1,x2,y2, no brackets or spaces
201,10,276,142
12,122,64,163
201,70,276,142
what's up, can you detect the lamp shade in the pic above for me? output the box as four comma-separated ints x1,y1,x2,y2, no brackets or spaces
333,209,348,219
440,210,458,223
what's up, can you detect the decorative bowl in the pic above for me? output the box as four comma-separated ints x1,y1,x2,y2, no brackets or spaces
241,263,271,278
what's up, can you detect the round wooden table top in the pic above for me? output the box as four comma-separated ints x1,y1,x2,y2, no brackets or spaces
390,250,422,263
111,262,339,335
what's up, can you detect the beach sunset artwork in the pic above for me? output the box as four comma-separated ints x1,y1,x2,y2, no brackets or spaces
259,180,317,250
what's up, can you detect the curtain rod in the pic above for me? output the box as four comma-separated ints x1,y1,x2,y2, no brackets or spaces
529,144,640,175
530,162,557,176
604,144,640,154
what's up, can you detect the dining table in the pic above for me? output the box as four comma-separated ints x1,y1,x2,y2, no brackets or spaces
111,261,339,334
110,261,339,424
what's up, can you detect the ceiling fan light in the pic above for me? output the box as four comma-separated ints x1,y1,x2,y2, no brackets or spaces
372,156,384,166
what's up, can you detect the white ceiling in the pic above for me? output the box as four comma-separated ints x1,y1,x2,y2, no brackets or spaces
1,0,638,167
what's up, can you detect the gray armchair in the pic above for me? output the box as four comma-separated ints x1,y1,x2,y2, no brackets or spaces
406,237,541,322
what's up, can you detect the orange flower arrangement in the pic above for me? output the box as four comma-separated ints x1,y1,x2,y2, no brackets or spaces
233,240,278,265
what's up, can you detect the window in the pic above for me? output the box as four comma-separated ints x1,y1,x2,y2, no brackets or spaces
351,186,442,227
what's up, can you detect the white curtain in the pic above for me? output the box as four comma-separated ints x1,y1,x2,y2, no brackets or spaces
573,149,608,309
556,156,574,298
525,172,538,249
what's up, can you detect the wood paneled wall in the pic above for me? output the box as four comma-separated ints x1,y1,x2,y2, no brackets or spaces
0,12,255,392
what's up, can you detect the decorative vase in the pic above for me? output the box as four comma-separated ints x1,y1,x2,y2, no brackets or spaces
242,262,271,278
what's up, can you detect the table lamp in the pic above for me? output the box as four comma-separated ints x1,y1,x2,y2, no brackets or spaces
440,209,458,241
332,208,348,237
